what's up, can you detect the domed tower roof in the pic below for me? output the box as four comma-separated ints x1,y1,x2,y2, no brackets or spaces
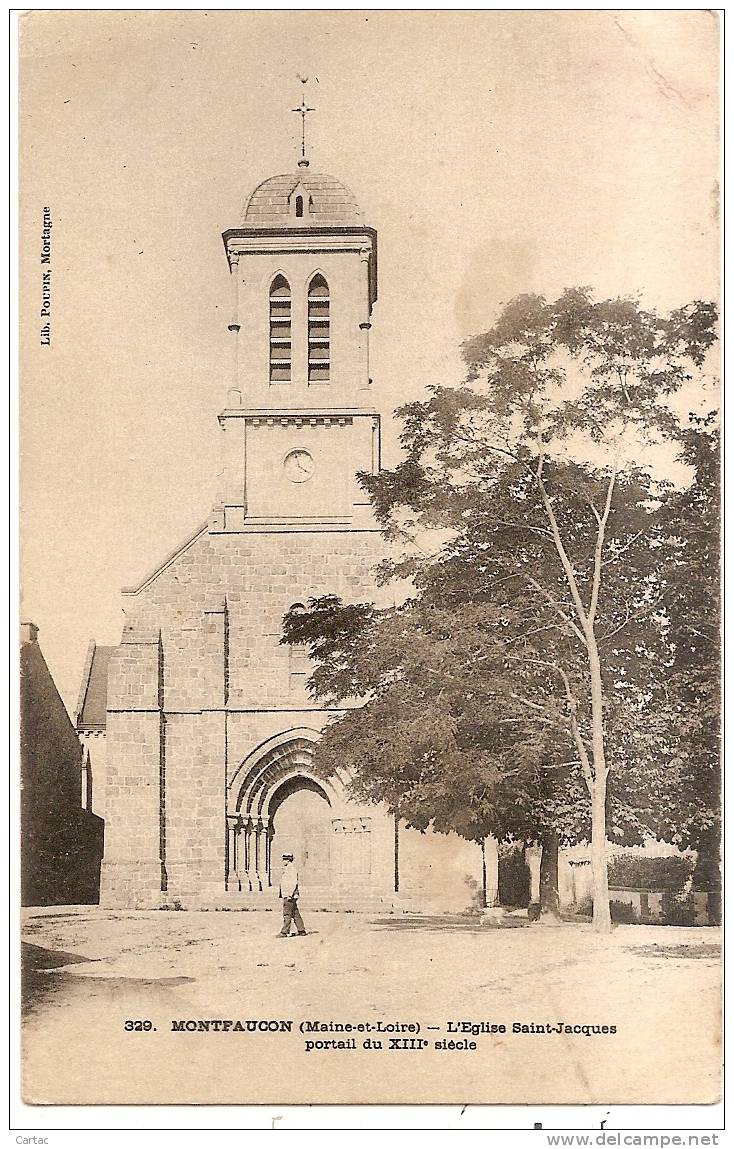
241,166,361,228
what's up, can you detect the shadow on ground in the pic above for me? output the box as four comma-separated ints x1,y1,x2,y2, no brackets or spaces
370,914,528,932
22,942,98,1014
21,941,195,1015
623,942,721,961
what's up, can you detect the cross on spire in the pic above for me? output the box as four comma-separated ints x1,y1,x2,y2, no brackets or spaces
292,78,315,167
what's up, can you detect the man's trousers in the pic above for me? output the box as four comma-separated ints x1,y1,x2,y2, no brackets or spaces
280,896,306,935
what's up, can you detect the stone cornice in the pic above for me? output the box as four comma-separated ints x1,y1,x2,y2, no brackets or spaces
217,407,380,423
222,226,378,305
208,523,383,536
223,225,376,246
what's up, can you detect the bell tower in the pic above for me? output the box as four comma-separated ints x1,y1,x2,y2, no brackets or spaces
213,145,381,533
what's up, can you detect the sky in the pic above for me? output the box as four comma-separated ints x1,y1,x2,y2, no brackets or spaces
19,10,720,713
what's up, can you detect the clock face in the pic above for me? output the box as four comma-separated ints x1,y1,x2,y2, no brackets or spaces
284,448,315,484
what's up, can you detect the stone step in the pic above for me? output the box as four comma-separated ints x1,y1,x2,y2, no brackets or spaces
175,888,418,914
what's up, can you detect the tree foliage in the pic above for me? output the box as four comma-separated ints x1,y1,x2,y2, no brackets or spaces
657,419,721,889
284,288,719,930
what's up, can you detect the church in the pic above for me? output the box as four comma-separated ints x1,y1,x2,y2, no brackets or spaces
76,146,497,911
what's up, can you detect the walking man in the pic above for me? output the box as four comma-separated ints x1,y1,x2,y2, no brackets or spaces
278,852,307,937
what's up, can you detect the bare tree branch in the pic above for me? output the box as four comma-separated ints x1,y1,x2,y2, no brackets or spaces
523,574,586,644
534,455,591,633
507,654,595,793
589,466,617,625
601,529,645,566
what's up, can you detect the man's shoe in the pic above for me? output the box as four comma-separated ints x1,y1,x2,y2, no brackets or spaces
276,933,289,938
296,931,307,936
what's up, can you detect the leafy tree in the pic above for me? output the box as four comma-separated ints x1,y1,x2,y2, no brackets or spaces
658,419,721,898
374,290,717,930
283,491,687,922
286,289,717,933
283,591,576,915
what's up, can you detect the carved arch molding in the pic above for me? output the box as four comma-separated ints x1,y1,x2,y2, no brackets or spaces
225,729,370,893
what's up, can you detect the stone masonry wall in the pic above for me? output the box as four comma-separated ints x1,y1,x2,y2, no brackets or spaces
164,711,226,899
102,524,485,910
101,526,390,907
101,631,163,907
123,528,386,719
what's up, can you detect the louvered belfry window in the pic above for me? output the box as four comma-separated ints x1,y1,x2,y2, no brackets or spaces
269,275,292,382
308,274,330,382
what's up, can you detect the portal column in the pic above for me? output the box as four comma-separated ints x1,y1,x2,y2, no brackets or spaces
242,815,253,891
263,816,273,887
226,814,240,892
253,817,264,892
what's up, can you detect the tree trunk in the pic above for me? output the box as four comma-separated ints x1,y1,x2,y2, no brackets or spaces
536,457,614,933
588,636,612,933
590,783,611,932
539,829,561,920
691,823,721,893
481,839,487,909
394,812,400,893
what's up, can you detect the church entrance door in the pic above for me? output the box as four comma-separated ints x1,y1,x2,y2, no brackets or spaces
269,778,332,892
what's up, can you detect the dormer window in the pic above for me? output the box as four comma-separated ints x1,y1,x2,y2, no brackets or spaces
308,274,330,383
269,275,291,382
290,183,310,220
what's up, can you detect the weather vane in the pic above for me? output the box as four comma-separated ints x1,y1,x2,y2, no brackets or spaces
292,75,315,166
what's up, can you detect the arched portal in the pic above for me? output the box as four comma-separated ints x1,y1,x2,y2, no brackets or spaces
226,729,363,894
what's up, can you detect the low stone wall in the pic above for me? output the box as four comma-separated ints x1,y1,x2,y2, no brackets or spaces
609,887,720,926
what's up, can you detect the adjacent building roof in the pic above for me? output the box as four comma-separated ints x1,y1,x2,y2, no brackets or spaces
242,169,361,228
75,642,115,732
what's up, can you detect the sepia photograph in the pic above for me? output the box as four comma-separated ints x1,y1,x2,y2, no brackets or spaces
17,9,721,1113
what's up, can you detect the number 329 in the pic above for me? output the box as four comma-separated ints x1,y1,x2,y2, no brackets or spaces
124,1019,154,1031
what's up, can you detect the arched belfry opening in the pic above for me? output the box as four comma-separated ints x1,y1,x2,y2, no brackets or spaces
226,731,364,894
269,274,292,382
308,274,330,382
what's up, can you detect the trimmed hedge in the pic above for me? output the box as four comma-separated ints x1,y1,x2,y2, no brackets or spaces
607,854,693,893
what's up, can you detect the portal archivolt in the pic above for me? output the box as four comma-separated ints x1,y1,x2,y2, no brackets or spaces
226,730,343,893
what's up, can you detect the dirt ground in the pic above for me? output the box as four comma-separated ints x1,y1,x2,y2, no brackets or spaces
20,906,721,1107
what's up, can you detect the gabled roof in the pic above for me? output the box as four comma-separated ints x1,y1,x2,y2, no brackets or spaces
75,642,115,732
121,520,209,596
